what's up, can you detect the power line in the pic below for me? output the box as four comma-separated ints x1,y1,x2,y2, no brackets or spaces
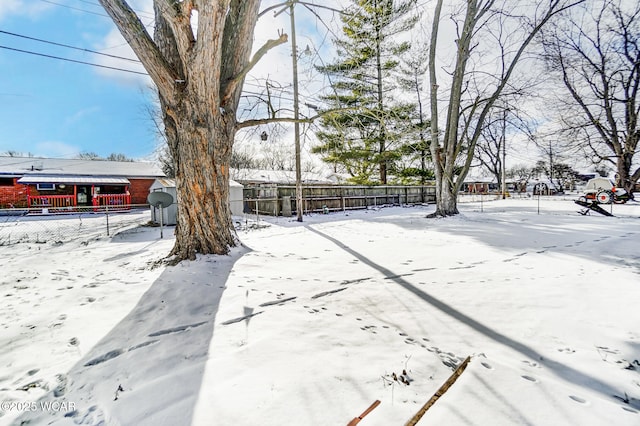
0,43,324,105
0,29,142,63
38,0,110,18
0,44,148,76
73,0,154,19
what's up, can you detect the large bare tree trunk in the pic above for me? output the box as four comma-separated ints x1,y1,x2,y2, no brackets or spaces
428,0,584,217
164,102,236,258
99,0,286,261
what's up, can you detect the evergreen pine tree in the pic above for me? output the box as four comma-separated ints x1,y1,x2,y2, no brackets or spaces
313,0,418,184
395,43,432,184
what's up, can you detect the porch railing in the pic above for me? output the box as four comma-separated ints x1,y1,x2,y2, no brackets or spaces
95,194,131,209
27,195,75,209
27,194,131,212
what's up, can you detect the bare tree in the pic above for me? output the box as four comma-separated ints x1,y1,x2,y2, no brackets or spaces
76,152,102,160
541,0,640,198
427,0,584,216
476,103,538,190
98,1,287,260
506,164,534,192
106,153,135,162
2,151,33,157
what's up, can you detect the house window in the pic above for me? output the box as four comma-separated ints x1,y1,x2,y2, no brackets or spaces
0,177,14,186
37,183,56,191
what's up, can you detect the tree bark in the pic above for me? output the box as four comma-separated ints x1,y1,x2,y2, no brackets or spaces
164,101,237,260
99,0,285,261
428,0,584,217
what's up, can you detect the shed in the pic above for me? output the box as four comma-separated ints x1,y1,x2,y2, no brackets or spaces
149,178,244,225
228,179,244,216
149,178,178,225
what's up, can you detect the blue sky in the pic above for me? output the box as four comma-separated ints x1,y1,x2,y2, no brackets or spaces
0,1,344,162
0,0,160,160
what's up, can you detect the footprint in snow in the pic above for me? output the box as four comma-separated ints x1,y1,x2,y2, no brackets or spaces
481,362,493,370
521,375,539,383
360,325,377,334
569,395,587,404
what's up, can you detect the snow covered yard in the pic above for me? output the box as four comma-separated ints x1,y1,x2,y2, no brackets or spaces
1,198,639,425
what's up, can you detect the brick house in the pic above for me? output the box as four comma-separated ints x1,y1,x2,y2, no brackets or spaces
0,156,165,209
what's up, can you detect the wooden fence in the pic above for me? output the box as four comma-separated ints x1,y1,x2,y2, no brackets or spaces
243,184,436,217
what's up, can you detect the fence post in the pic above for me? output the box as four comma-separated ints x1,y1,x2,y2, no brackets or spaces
105,203,110,236
255,198,259,223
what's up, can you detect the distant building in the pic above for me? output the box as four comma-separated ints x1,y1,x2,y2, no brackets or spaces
0,156,164,209
230,168,332,186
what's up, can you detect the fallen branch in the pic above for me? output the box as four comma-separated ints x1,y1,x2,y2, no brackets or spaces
405,356,471,426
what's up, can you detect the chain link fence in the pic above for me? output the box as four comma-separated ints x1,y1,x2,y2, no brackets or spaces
0,205,153,246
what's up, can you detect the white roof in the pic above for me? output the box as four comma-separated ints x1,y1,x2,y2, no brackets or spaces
0,156,164,178
17,175,130,185
150,178,243,189
231,168,332,184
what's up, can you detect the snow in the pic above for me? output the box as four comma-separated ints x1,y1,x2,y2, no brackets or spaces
1,197,639,425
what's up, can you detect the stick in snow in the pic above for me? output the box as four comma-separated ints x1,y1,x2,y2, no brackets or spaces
347,400,381,426
405,356,471,426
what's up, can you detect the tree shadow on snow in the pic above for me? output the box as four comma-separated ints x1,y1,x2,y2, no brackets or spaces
16,246,249,426
306,226,639,410
380,207,640,274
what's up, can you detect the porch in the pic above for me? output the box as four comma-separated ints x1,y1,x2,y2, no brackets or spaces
26,193,131,212
17,175,132,213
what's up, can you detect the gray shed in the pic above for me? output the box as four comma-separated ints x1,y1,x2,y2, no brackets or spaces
149,178,244,225
149,178,178,225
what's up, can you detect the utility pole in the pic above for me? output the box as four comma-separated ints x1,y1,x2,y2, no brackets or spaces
549,141,553,188
501,108,507,199
290,1,304,222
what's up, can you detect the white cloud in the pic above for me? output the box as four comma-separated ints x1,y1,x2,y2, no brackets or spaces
91,0,153,87
91,27,152,87
64,106,101,127
0,0,52,21
33,141,81,158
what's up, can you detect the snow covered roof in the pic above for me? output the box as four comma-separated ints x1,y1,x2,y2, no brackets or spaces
150,177,243,189
0,156,164,178
231,168,332,185
17,175,130,185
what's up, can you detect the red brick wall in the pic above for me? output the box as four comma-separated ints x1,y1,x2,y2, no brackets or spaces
0,177,158,207
0,179,28,208
129,178,156,205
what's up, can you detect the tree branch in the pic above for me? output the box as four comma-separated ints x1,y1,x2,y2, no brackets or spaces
222,32,289,107
99,0,179,103
235,106,354,131
156,0,196,67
